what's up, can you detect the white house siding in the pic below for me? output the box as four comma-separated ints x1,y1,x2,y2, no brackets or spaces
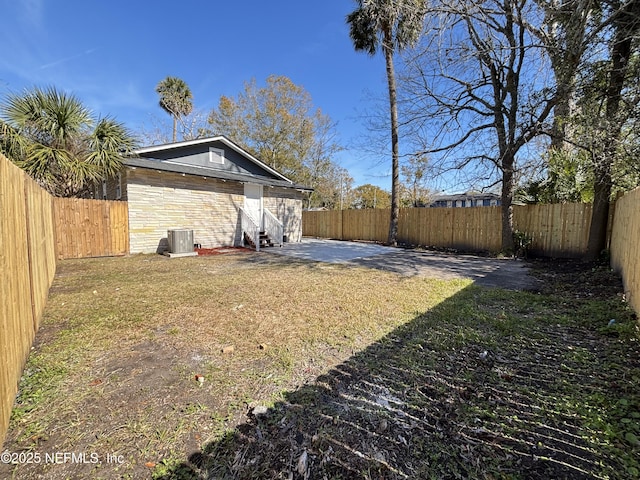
264,187,303,242
126,169,244,253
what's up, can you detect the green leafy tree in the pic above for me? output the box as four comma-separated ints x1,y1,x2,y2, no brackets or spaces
530,0,599,152
204,75,344,189
347,0,428,245
400,154,432,207
155,76,193,142
304,160,353,210
0,86,136,197
515,150,595,204
351,183,391,209
525,50,640,206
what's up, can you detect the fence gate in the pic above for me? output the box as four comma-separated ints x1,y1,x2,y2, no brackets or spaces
53,198,129,259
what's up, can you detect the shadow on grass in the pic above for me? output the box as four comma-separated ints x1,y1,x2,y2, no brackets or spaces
156,284,640,480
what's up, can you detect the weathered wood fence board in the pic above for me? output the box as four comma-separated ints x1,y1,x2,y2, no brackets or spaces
342,208,388,244
513,203,593,257
611,187,640,315
302,210,343,239
24,178,57,328
53,198,129,259
1,153,127,445
0,154,56,447
303,203,597,258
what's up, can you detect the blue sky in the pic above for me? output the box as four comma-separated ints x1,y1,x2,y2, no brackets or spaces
0,1,396,189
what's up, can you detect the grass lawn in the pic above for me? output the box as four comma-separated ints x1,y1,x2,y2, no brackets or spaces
1,251,639,479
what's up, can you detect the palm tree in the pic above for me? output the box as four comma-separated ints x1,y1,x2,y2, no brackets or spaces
155,76,193,142
347,0,427,245
0,86,136,197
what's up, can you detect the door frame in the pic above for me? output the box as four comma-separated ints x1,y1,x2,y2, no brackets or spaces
244,183,263,229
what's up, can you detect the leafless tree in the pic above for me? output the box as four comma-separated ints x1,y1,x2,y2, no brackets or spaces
137,109,209,146
530,0,599,151
400,0,556,251
400,154,433,206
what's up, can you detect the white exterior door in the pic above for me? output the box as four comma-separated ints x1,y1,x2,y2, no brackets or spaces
244,184,263,228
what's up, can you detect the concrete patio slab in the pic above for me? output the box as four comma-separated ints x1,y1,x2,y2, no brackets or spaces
268,238,394,263
266,238,538,291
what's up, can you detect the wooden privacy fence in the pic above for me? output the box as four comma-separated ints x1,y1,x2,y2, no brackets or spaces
610,187,640,315
53,197,129,259
0,154,57,447
1,153,129,445
303,203,594,258
514,203,593,257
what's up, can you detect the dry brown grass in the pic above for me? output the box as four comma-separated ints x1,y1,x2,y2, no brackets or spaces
3,253,639,480
1,251,468,479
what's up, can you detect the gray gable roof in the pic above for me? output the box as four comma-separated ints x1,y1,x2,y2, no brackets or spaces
124,157,312,191
126,136,312,191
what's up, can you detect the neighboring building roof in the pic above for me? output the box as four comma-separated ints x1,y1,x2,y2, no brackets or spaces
431,192,500,202
126,136,312,191
429,192,501,207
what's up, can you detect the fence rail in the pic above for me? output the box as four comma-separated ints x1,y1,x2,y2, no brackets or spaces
240,207,261,251
303,203,596,258
263,208,284,247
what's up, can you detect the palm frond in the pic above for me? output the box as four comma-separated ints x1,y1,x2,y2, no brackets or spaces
1,86,135,197
155,76,194,117
87,117,136,177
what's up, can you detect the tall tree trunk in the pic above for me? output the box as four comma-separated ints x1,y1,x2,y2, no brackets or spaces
549,48,582,152
383,25,400,246
585,2,637,259
172,115,178,143
501,158,515,252
550,92,571,151
545,0,592,151
587,160,612,259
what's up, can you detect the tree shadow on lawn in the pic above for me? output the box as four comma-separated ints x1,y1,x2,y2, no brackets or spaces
156,284,640,480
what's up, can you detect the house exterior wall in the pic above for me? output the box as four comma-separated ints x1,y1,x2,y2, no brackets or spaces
126,169,244,253
430,195,501,208
264,187,304,242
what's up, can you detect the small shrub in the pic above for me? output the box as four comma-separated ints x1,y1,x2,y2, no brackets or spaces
513,230,533,258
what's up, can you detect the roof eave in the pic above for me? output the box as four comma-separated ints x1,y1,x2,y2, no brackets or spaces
123,157,312,191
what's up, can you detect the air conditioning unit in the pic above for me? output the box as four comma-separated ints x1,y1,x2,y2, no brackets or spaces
167,229,194,254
